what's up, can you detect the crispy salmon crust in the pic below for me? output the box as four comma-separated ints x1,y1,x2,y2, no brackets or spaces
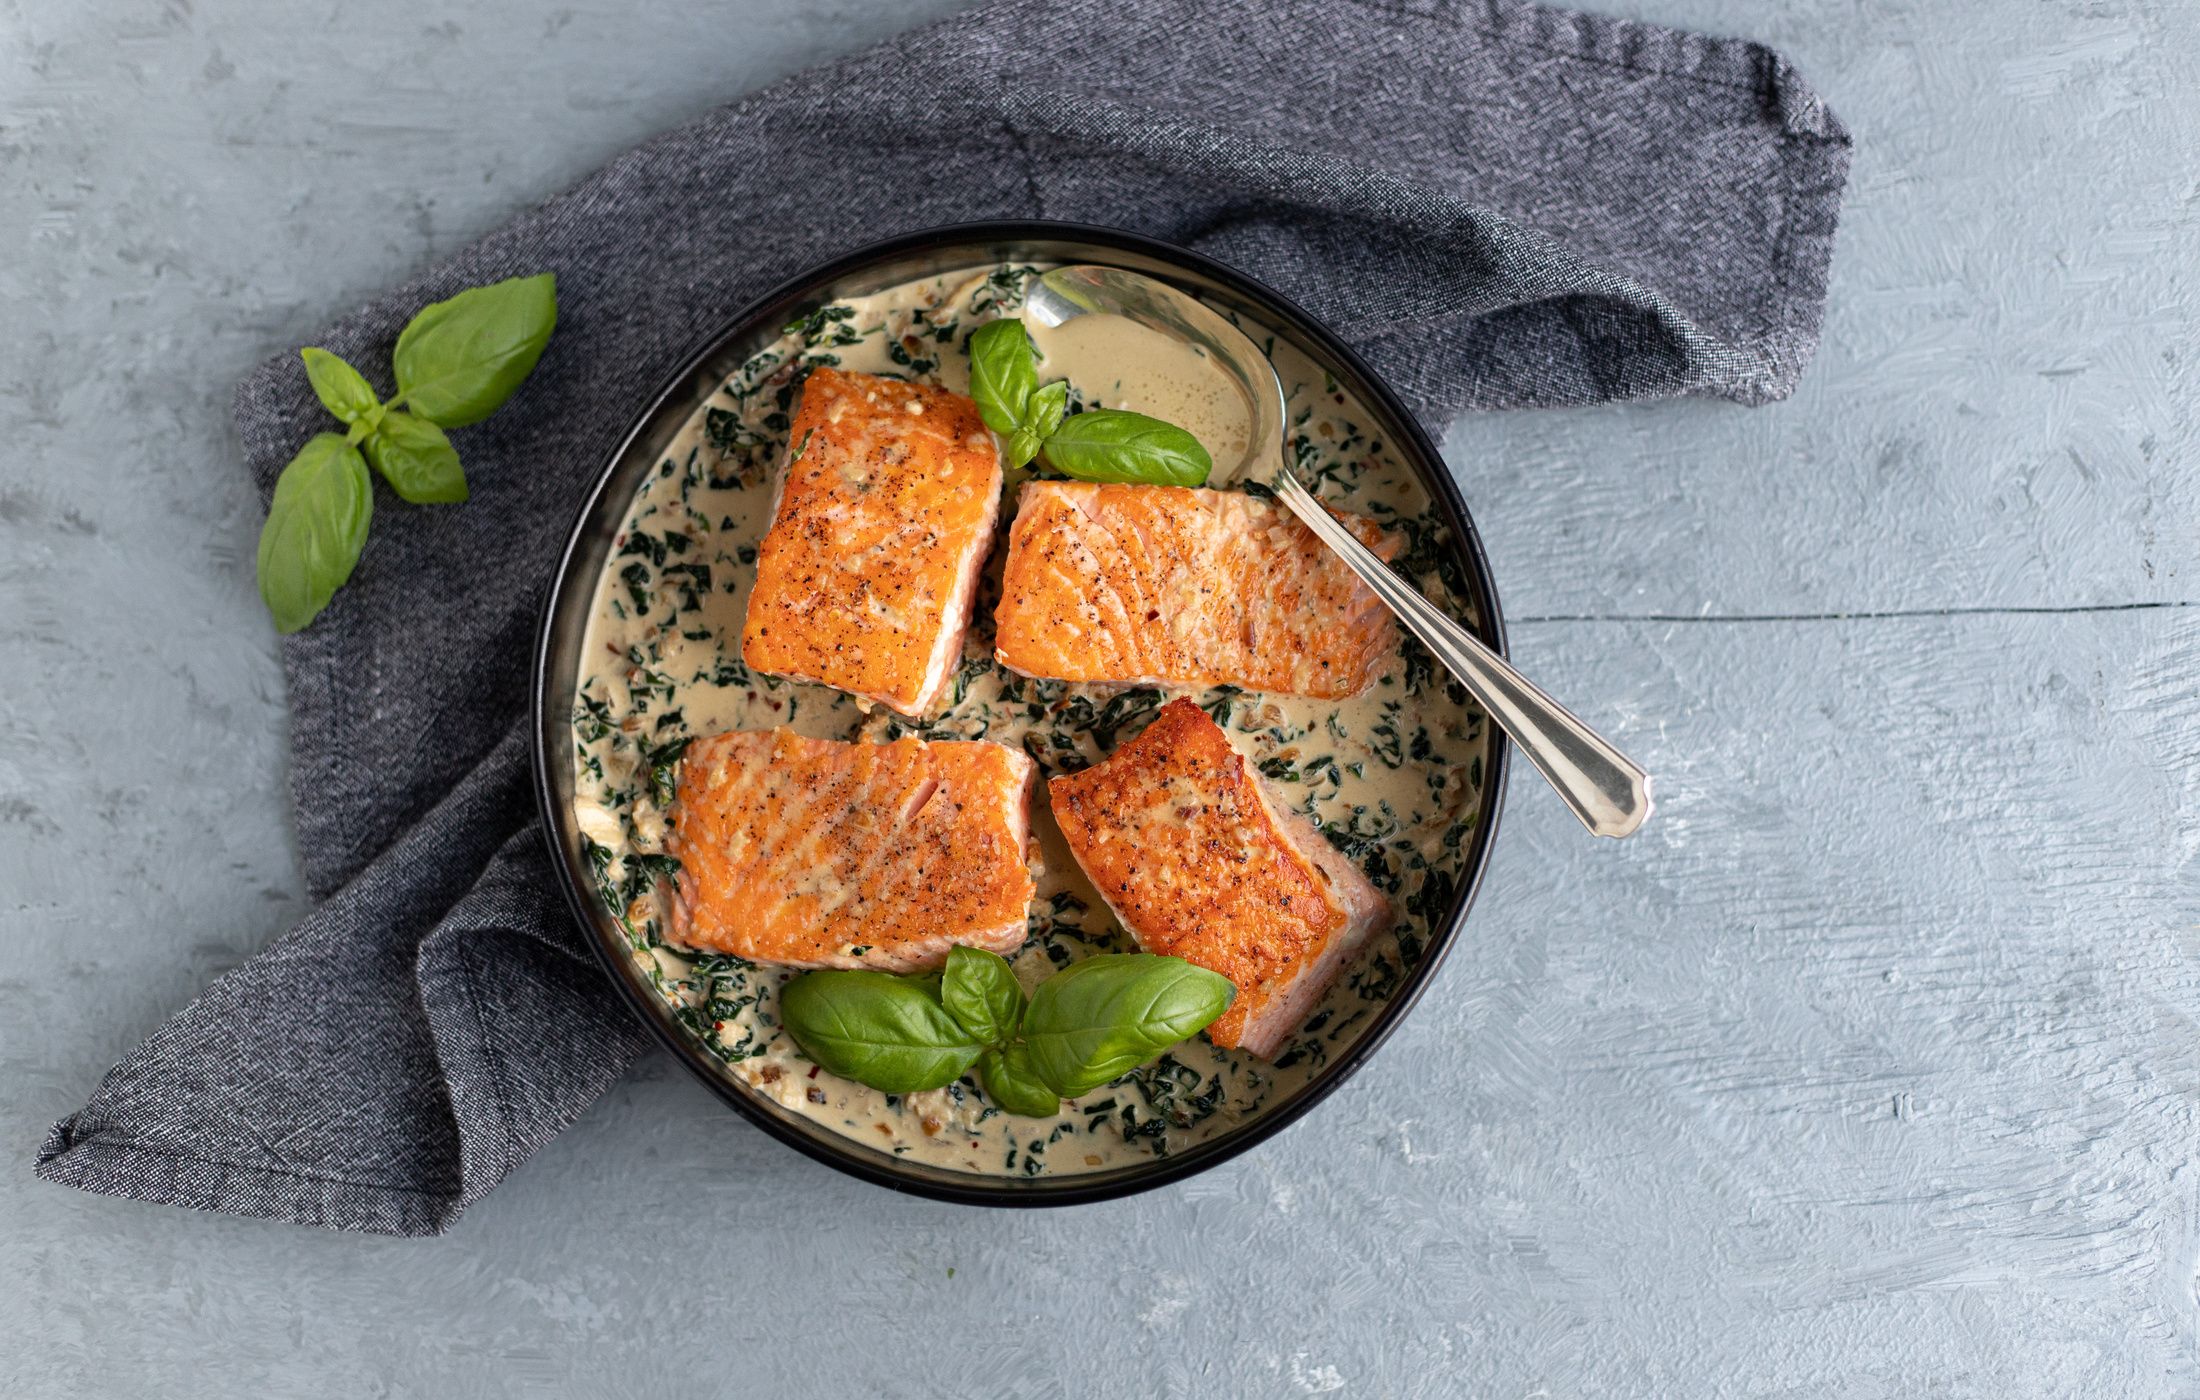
666,729,1035,971
742,366,1002,717
993,482,1401,700
1046,698,1391,1058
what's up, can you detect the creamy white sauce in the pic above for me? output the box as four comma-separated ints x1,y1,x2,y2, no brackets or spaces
1027,311,1252,469
570,263,1490,1177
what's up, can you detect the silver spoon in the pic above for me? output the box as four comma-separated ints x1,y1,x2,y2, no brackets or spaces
1023,264,1653,838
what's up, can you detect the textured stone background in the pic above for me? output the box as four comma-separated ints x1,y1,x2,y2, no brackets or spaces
5,1,2197,1396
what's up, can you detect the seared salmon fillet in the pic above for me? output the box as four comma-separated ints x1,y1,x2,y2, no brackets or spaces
666,728,1035,971
1047,698,1390,1058
742,366,1002,717
993,482,1401,699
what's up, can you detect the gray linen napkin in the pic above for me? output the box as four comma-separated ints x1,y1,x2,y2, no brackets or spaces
36,0,1849,1235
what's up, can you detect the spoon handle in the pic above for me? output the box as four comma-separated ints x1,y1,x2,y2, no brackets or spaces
1270,472,1653,838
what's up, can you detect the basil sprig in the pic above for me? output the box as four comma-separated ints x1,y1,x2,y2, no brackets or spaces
779,946,1234,1117
964,317,1211,486
256,273,557,633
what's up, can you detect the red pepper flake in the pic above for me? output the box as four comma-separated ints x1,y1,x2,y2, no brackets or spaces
808,1065,820,1078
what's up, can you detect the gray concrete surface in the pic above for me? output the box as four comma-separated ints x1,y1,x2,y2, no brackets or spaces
4,1,2196,1396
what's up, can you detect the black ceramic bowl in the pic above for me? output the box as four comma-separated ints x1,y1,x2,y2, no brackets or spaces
531,221,1510,1205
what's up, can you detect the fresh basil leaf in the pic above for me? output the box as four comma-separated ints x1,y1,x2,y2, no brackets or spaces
256,433,373,635
967,318,1039,438
779,969,985,1094
392,272,557,428
300,347,379,425
1006,427,1043,471
1022,953,1235,1097
941,946,1024,1045
1040,409,1212,487
1027,378,1069,440
979,1043,1061,1118
364,411,467,505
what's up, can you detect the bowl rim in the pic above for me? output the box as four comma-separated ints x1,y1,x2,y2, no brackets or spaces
529,218,1511,1206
